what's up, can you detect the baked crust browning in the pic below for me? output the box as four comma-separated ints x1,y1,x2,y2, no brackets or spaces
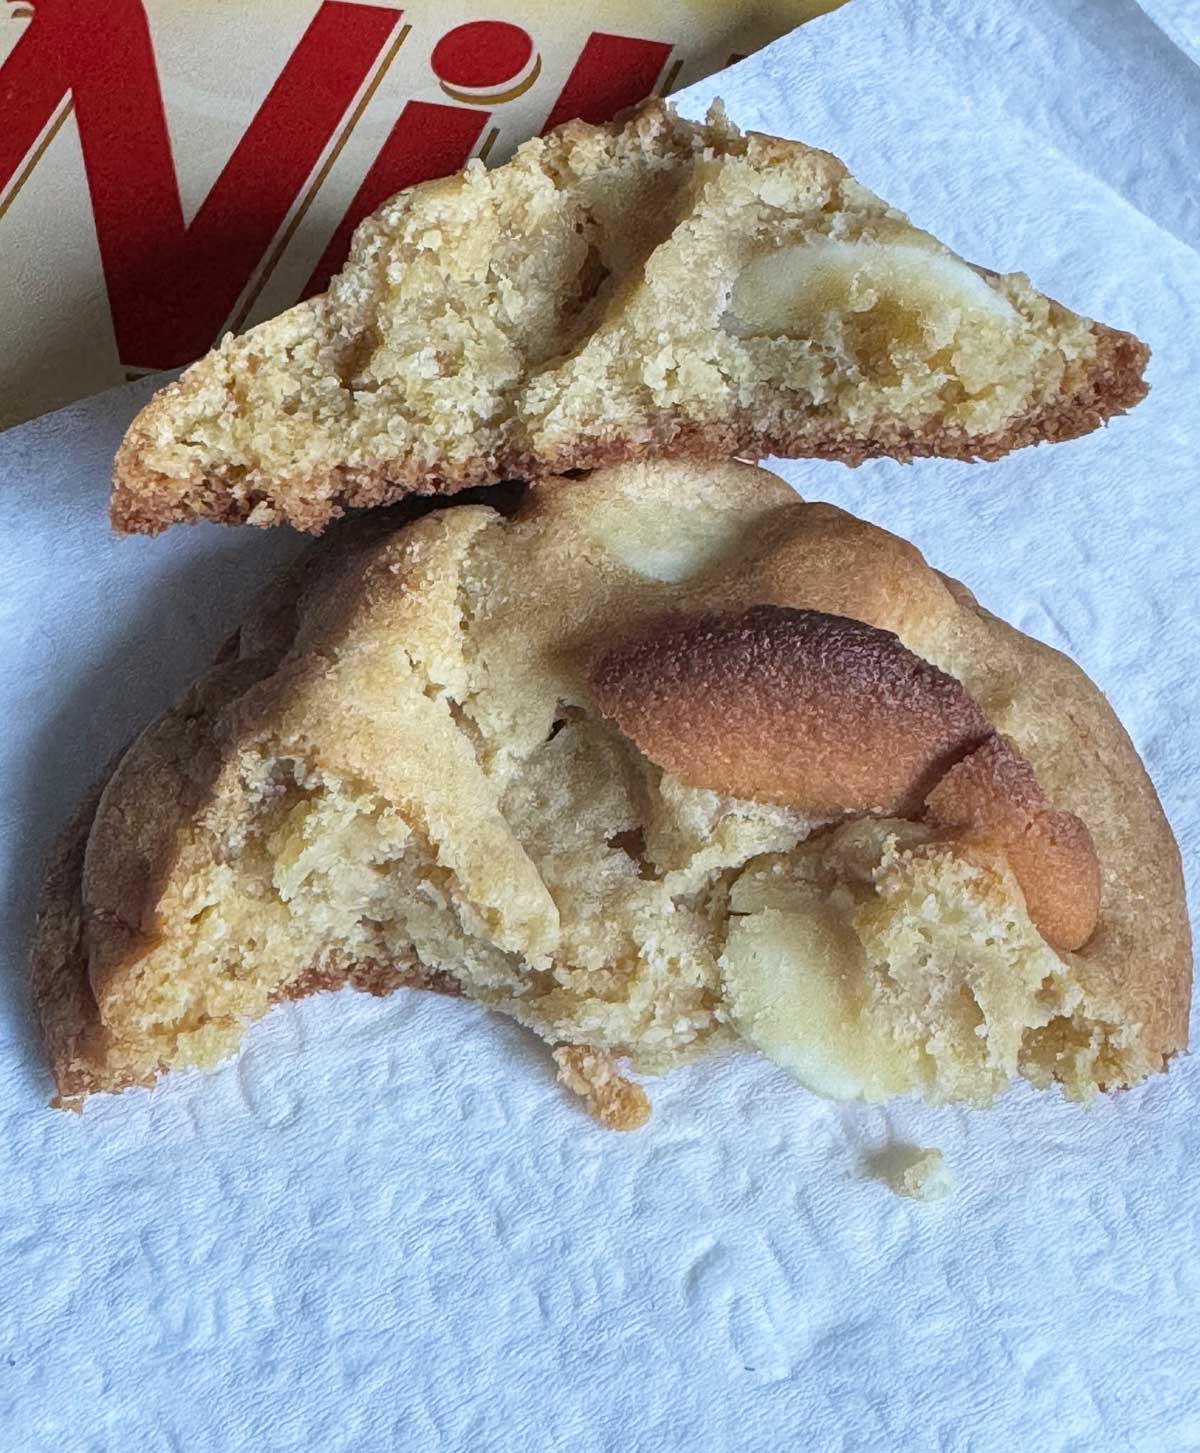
110,324,1148,537
925,735,1101,952
590,605,1104,956
32,769,457,1107
31,784,122,1105
553,1046,650,1131
35,461,1190,1109
589,607,991,816
723,501,961,638
110,102,1149,536
30,516,464,1104
273,959,459,1003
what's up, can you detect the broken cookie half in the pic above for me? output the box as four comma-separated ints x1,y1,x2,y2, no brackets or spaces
36,461,1189,1120
112,102,1148,535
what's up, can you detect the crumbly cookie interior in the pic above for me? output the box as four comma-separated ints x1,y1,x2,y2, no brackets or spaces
84,467,1137,1119
105,726,1118,1119
117,104,1118,532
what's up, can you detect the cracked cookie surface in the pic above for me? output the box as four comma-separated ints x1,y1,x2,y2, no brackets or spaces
37,461,1190,1117
112,103,1148,535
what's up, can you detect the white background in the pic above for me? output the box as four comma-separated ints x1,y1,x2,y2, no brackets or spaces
2,1,1198,1447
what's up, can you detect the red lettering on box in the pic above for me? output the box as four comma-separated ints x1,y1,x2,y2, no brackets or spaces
0,0,400,368
542,31,671,131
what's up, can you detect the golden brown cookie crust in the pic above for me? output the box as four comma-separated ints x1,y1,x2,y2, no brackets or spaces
110,103,1149,536
590,610,1102,955
111,323,1147,536
925,734,1101,953
590,607,993,815
35,461,1190,1104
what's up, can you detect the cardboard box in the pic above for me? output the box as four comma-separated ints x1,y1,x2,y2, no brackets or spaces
0,0,839,428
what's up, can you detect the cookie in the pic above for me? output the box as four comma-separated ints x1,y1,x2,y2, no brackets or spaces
111,103,1147,535
37,461,1189,1118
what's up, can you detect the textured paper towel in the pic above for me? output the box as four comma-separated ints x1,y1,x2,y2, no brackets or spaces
3,2,1199,1448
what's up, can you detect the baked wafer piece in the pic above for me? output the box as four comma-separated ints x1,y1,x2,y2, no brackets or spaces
36,461,1189,1119
111,103,1148,535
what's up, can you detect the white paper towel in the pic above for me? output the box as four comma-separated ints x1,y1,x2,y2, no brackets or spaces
3,2,1199,1447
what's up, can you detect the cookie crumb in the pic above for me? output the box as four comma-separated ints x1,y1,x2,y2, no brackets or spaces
869,1144,955,1201
553,1046,650,1131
